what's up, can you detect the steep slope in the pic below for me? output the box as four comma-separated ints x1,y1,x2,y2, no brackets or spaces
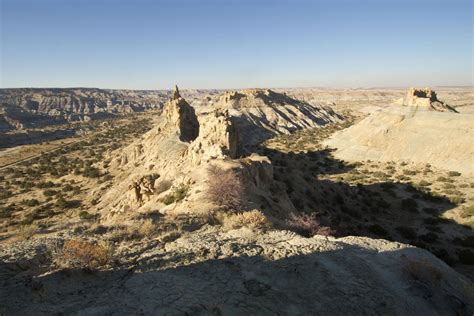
324,106,474,174
214,88,342,148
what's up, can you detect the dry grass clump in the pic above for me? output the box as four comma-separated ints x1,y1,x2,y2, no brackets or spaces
137,219,156,238
207,166,244,211
223,209,270,230
17,224,39,240
286,213,335,237
53,239,113,270
107,219,157,241
460,205,474,218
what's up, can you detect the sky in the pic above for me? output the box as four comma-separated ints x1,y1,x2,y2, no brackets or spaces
0,0,472,89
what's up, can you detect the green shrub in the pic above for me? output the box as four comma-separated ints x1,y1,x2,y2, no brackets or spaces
21,199,40,207
43,189,58,197
436,176,453,183
62,184,74,192
83,167,100,178
448,171,461,177
55,197,81,209
161,184,189,205
79,211,95,220
418,180,431,187
460,206,474,218
442,183,456,189
448,195,465,205
403,170,417,176
0,190,13,199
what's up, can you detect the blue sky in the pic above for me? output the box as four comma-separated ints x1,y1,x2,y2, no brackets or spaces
1,0,472,89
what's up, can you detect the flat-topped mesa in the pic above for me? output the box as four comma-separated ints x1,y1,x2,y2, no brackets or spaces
396,87,457,113
163,85,199,142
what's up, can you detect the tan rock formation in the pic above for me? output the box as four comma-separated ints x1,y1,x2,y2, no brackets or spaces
128,173,160,206
396,87,457,112
163,85,200,142
185,109,240,164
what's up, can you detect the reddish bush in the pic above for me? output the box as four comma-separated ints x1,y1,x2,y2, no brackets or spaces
286,213,335,237
207,166,244,211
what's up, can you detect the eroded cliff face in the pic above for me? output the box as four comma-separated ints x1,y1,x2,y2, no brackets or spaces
216,88,343,148
0,88,166,130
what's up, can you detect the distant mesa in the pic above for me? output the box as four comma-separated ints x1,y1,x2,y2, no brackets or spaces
396,87,457,113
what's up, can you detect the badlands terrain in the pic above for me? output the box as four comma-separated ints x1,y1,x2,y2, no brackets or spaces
0,86,473,314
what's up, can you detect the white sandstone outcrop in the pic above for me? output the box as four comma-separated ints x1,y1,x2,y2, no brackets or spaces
395,87,458,112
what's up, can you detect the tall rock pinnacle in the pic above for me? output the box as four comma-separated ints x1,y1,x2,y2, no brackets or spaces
172,84,181,100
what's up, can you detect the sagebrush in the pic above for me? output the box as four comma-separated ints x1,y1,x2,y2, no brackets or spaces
207,166,244,211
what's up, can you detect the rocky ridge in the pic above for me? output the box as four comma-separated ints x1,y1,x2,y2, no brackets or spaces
215,88,342,148
0,88,167,131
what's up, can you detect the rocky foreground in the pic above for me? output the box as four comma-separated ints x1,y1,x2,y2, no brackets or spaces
1,226,473,315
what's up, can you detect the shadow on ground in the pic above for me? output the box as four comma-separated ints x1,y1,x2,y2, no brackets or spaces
254,146,472,268
0,244,472,315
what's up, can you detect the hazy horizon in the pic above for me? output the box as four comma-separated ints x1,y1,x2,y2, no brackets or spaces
1,0,473,89
0,85,473,91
